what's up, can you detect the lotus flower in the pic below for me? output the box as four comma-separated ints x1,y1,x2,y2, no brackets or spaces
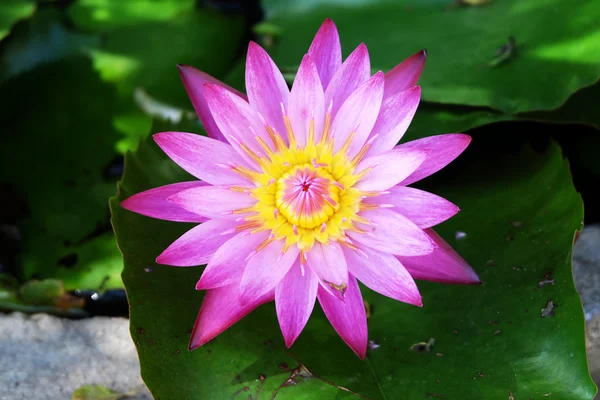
121,19,480,358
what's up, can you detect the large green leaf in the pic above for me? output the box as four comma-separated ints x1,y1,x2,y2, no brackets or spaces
0,0,35,41
0,57,122,288
68,0,195,31
111,126,594,398
0,8,99,83
262,0,600,114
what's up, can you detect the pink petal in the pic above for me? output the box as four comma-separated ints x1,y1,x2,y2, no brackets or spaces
324,43,370,118
349,209,435,256
240,240,299,305
331,71,384,158
167,186,255,220
156,219,237,266
317,275,367,359
307,242,348,300
355,148,429,192
154,132,251,185
196,231,269,290
367,86,421,156
288,54,325,148
275,261,319,347
121,181,208,223
397,134,472,186
366,186,459,228
383,50,426,100
398,228,480,284
178,65,247,142
307,18,342,89
189,282,273,350
246,42,290,140
203,82,269,166
344,247,422,306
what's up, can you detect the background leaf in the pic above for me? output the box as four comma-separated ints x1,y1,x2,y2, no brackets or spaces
111,127,594,399
0,57,122,288
0,0,35,41
262,0,600,114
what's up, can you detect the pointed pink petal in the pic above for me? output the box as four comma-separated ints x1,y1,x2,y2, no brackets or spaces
366,186,459,228
275,262,319,347
324,43,370,119
178,65,247,142
121,181,208,223
398,228,480,284
203,82,269,166
331,71,384,158
317,275,367,359
367,86,421,156
397,134,471,186
156,219,237,266
246,42,290,140
154,132,251,185
344,247,422,306
288,54,325,148
383,50,426,100
189,282,273,350
355,148,429,192
240,240,299,305
306,242,348,301
167,186,255,220
196,231,269,290
307,18,342,89
349,209,435,256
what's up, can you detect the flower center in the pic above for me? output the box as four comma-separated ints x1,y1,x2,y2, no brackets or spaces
225,104,379,255
275,164,340,229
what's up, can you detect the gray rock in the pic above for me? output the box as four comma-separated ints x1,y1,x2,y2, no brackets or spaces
574,225,600,321
0,312,151,400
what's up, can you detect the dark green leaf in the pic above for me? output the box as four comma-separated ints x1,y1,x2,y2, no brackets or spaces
0,58,122,288
0,8,100,82
111,127,594,398
263,0,600,113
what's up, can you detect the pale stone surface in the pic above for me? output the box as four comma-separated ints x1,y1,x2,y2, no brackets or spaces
0,312,151,400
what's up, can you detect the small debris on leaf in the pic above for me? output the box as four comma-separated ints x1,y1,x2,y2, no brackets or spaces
259,374,266,381
493,329,503,336
364,301,371,318
537,278,555,288
508,390,515,400
510,221,523,228
368,340,380,350
541,300,556,317
455,231,467,240
487,260,497,267
411,337,435,352
488,36,517,68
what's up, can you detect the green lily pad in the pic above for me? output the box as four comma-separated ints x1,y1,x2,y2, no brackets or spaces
0,0,35,41
263,0,600,114
111,126,594,398
0,8,100,82
68,0,195,31
0,57,122,288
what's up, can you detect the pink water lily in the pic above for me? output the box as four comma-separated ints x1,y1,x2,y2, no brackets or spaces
121,19,480,358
